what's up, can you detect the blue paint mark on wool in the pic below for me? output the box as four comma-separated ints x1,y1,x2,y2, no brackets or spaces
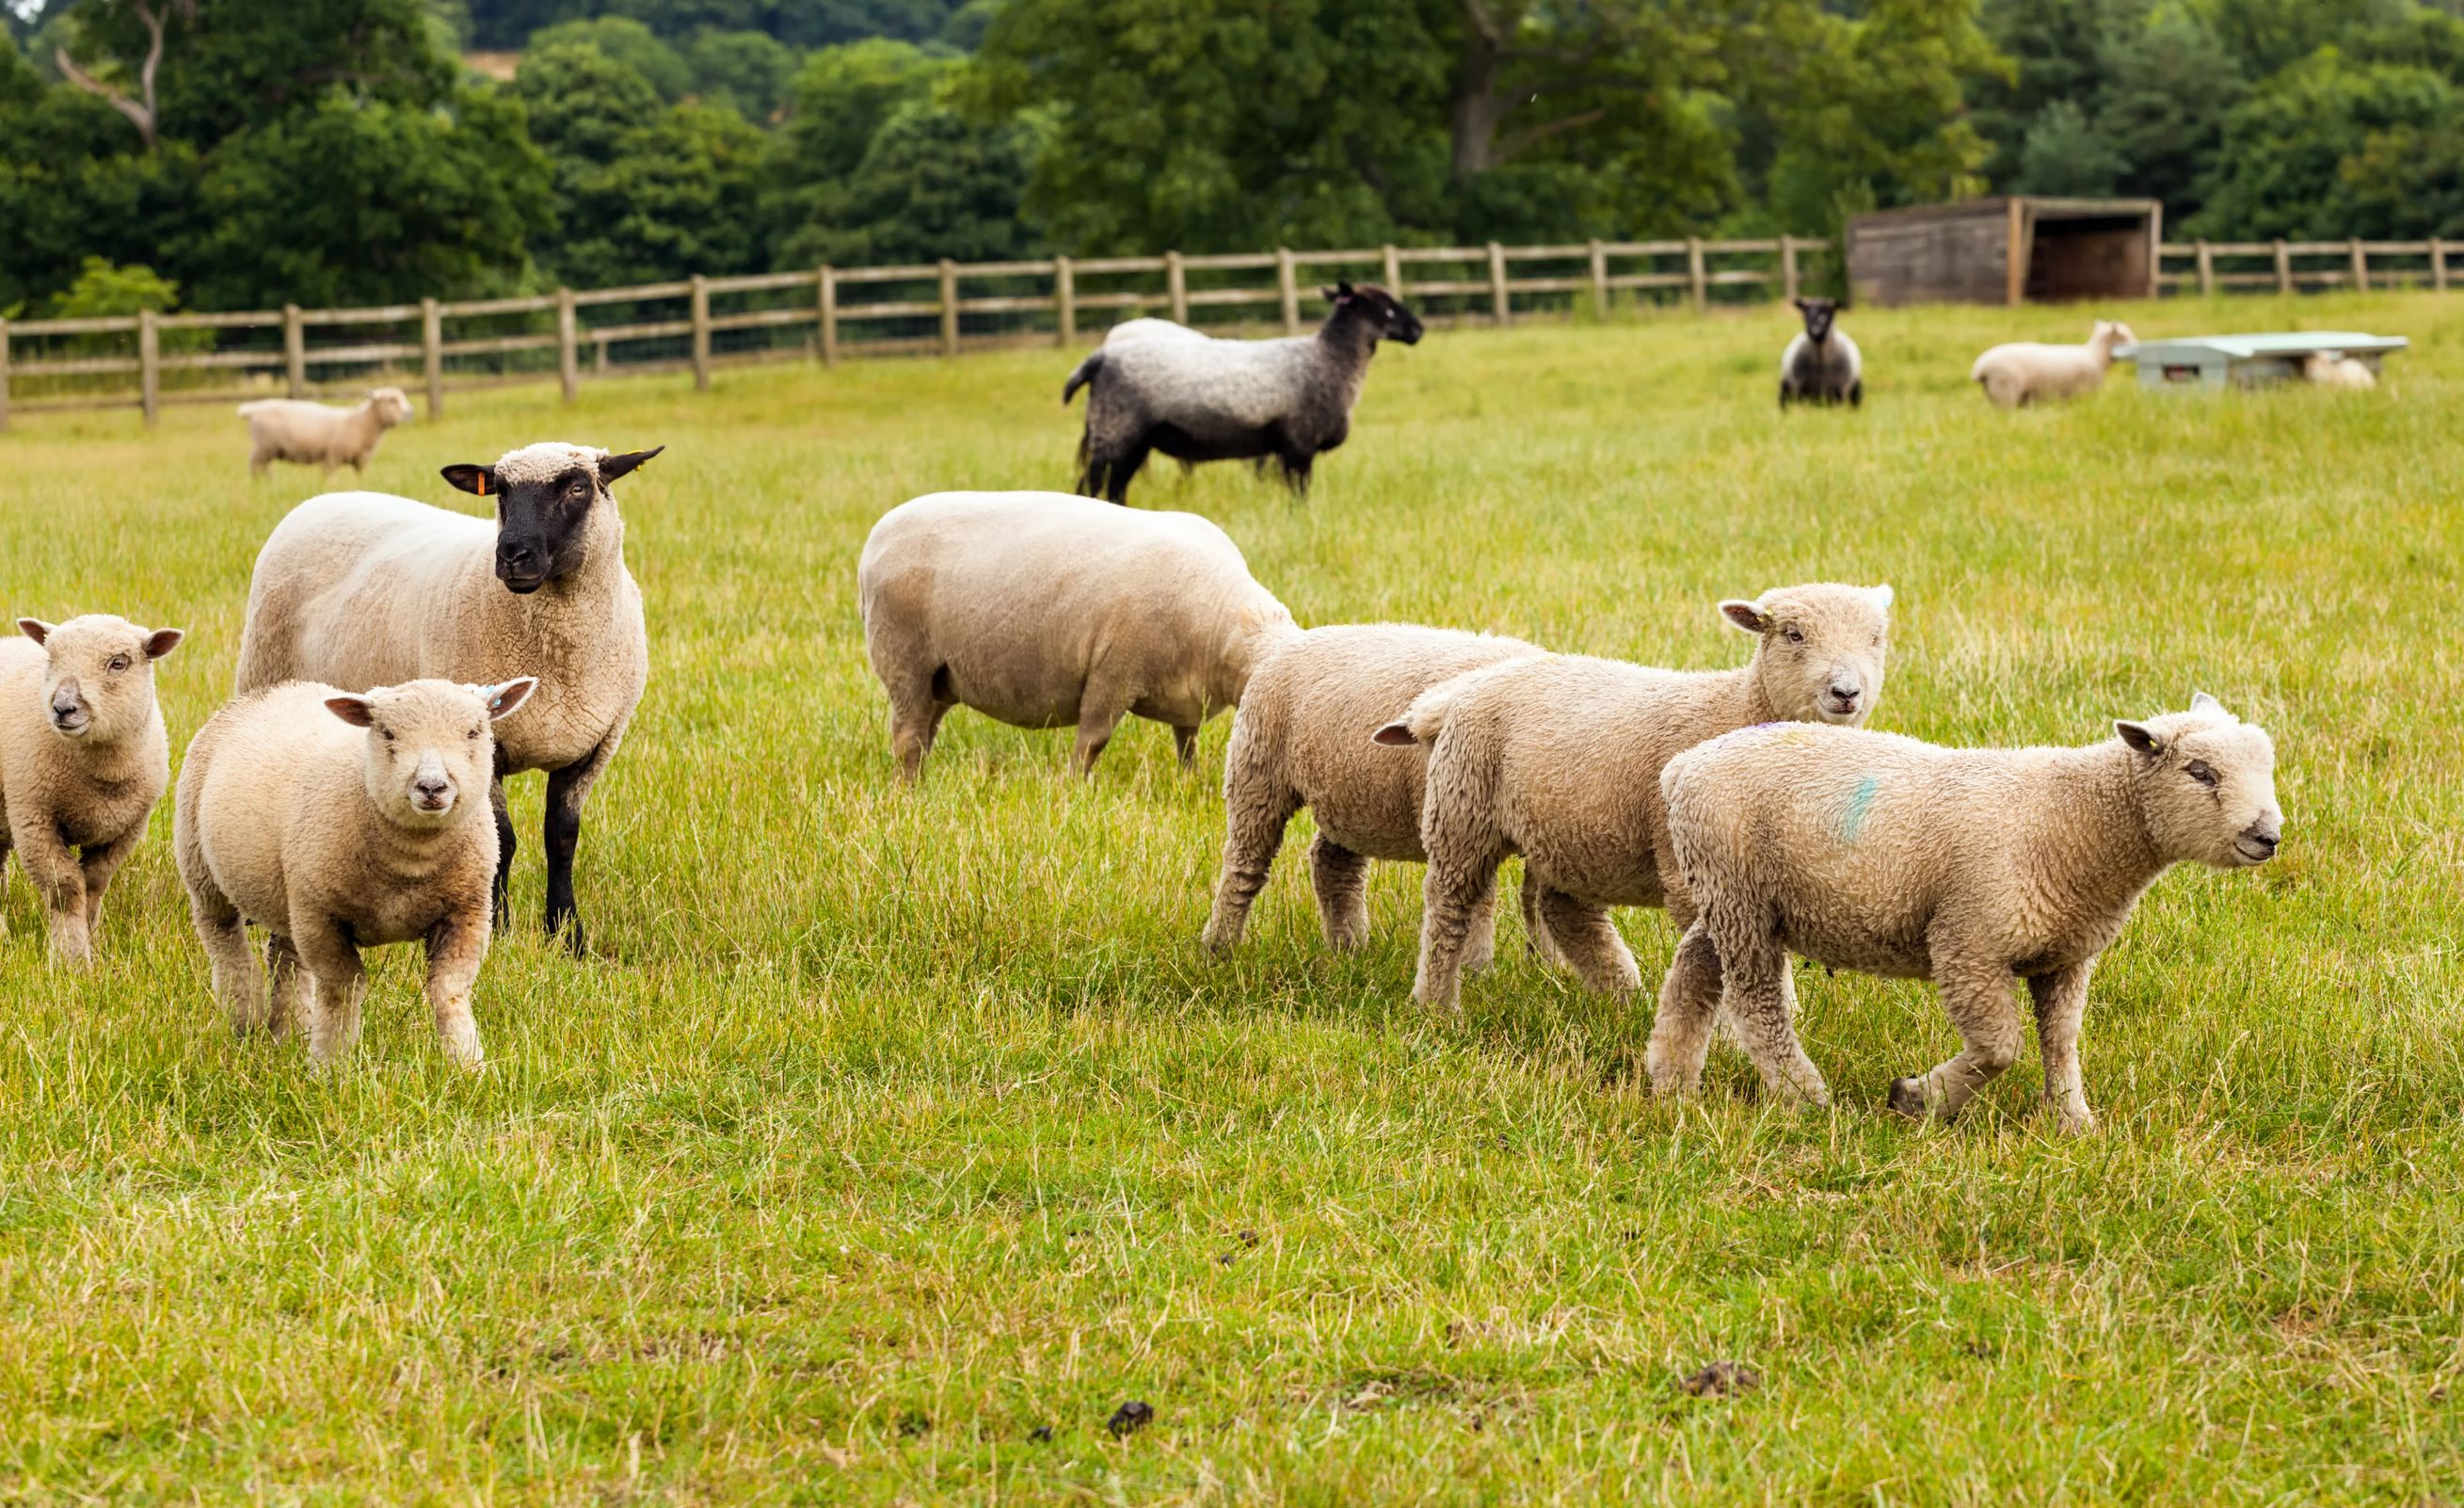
1840,775,1880,843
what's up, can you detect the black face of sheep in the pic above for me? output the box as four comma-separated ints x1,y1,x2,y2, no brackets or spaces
441,448,663,594
1327,282,1423,346
1793,297,1838,342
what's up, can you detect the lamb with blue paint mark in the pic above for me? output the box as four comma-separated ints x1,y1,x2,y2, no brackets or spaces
1652,695,2282,1131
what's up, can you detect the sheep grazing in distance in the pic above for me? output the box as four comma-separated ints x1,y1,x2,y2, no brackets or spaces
2304,350,2376,391
1971,320,2136,408
1779,297,1862,408
175,677,537,1067
1653,694,2281,1132
1373,583,1894,1012
1203,624,1546,962
232,441,659,953
858,490,1298,780
237,388,415,479
1063,282,1424,505
0,615,183,964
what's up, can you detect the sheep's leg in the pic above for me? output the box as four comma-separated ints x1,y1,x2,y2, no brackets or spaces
1519,871,1568,965
77,832,135,939
1890,952,2024,1122
1414,840,1502,1011
1644,920,1723,1097
1307,834,1369,953
189,881,264,1036
877,653,945,784
543,741,613,956
1463,885,1498,974
10,813,90,966
264,934,309,1042
1069,668,1137,778
1100,441,1150,506
293,920,367,1067
1536,887,1640,993
2027,960,2098,1134
424,906,491,1068
249,451,271,480
1277,451,1315,501
1202,777,1297,953
1848,378,1864,409
489,770,516,928
1709,922,1830,1108
1171,725,1199,770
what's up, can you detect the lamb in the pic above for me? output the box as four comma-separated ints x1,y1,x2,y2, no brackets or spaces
237,388,415,479
1202,624,1546,962
1651,695,2281,1132
232,441,659,953
1778,297,1862,407
175,676,537,1067
1063,282,1423,505
1374,583,1894,1011
1970,320,2136,408
0,615,183,964
858,490,1298,780
2304,350,2376,391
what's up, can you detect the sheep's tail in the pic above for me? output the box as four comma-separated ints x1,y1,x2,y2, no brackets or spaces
1370,661,1526,747
1063,350,1104,406
236,399,276,417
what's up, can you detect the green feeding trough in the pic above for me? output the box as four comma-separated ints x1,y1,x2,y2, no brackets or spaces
2117,331,2408,390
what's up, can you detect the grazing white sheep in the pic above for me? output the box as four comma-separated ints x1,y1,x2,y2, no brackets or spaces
1374,584,1894,1012
1063,283,1423,505
1971,320,2136,408
2304,350,2376,391
232,441,659,952
1779,297,1863,407
237,388,414,478
175,676,536,1067
0,615,182,964
1202,623,1546,962
1652,694,2281,1132
859,490,1298,780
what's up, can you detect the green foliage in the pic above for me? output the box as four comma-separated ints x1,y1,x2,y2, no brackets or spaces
459,0,957,50
527,15,695,99
776,94,1040,265
2190,48,2464,239
2015,98,2127,195
687,26,797,119
41,254,183,318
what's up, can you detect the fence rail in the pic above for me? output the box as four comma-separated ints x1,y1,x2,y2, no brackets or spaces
2163,236,2452,297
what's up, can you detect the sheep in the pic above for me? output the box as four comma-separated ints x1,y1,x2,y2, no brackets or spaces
237,388,415,479
1063,282,1424,505
1779,297,1862,408
1201,624,1546,963
1374,583,1895,1012
1650,694,2281,1132
232,441,660,953
1970,320,2136,408
175,676,537,1067
858,489,1298,780
0,615,183,964
2304,350,2376,391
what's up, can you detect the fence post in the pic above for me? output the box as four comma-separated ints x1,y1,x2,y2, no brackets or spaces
938,258,960,357
1382,244,1402,297
1276,248,1300,335
1780,237,1800,304
421,297,443,419
2195,241,2215,297
2273,240,2293,296
2434,237,2450,293
1166,251,1188,324
2349,237,2369,294
1487,242,1509,325
818,265,839,367
1588,238,1609,317
0,317,10,434
596,337,609,375
1687,236,1707,313
690,275,712,391
556,287,579,403
138,309,159,427
1053,257,1075,346
283,304,305,396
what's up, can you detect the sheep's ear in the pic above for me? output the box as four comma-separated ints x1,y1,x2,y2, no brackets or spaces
143,628,184,660
441,464,498,497
1720,600,1769,634
2115,720,2163,755
600,446,664,484
2189,690,2224,715
326,695,376,729
483,676,539,721
1370,722,1417,746
1869,584,1894,612
17,618,52,647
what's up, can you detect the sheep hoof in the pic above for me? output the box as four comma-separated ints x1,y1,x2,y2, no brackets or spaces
1887,1077,1928,1118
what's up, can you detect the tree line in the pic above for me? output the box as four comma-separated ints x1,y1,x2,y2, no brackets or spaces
3,0,2460,321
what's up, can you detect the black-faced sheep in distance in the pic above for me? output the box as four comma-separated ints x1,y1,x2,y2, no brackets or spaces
1063,282,1423,505
1779,297,1862,408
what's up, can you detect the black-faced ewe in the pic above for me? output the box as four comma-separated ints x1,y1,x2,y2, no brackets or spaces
1203,624,1544,962
1971,320,2136,408
0,615,182,964
237,388,415,478
858,490,1297,780
1373,584,1894,1011
232,441,658,952
1652,694,2281,1132
176,677,537,1067
1779,297,1862,408
1063,282,1424,505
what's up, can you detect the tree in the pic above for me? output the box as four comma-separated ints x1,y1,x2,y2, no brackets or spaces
775,94,1039,265
51,0,193,150
688,28,797,119
528,15,694,99
2015,97,2124,194
2191,47,2464,239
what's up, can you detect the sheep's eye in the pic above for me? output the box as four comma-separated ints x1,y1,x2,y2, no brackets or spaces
381,730,395,743
107,655,130,672
1784,627,1804,644
2184,760,2218,788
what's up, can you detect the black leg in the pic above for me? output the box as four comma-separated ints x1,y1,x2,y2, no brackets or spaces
543,762,588,955
490,772,516,928
1105,442,1147,505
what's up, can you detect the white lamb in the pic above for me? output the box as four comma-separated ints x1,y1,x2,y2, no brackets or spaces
1970,320,2136,409
2304,351,2376,391
237,388,415,478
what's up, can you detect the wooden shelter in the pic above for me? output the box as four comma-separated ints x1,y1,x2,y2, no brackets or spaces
1846,197,2163,308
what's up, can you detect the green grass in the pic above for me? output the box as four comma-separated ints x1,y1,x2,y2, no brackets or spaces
2,291,2461,1504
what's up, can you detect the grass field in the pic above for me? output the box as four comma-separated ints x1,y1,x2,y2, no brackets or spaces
2,291,2461,1504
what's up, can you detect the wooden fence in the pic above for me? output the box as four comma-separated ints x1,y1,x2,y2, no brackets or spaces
2161,237,2453,297
0,237,1832,430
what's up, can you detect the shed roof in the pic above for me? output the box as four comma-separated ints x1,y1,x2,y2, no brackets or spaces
1849,196,2161,226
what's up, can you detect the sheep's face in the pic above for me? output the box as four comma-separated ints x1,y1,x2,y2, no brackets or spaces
441,443,664,594
2117,695,2280,869
327,677,536,829
1326,282,1423,345
16,614,181,746
1794,297,1838,341
2093,319,2138,350
370,388,414,426
1721,583,1893,727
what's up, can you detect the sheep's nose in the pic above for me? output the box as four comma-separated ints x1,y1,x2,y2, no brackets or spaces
411,773,455,810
